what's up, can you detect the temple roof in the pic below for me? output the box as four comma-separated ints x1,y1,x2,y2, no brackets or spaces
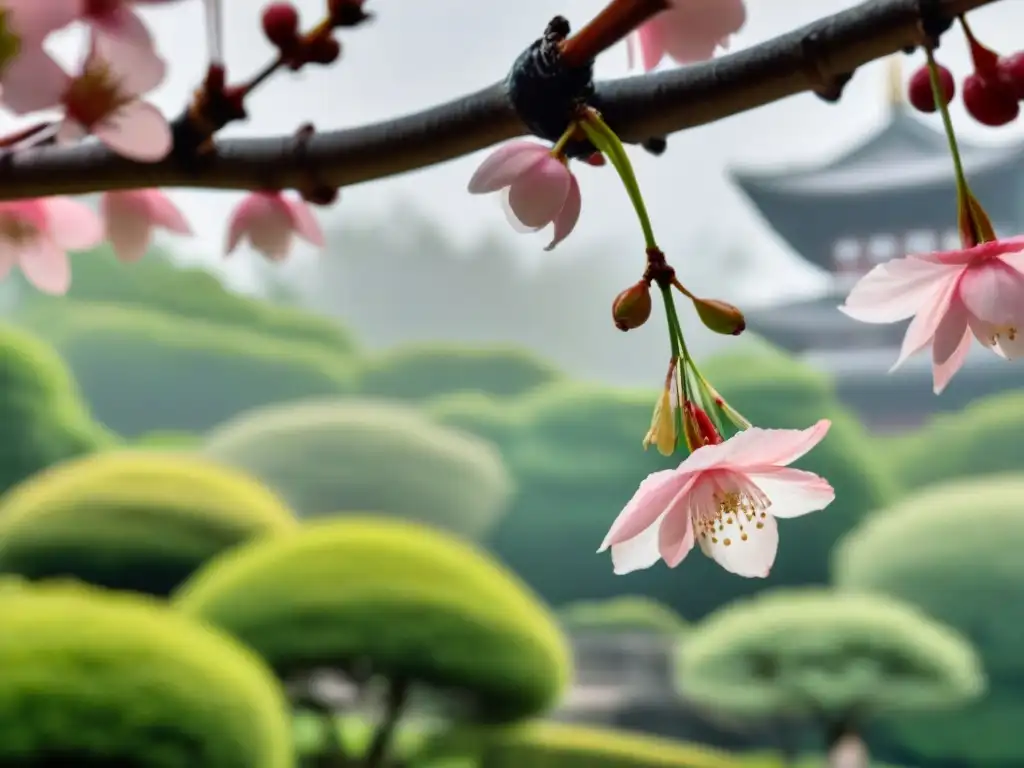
730,106,1024,198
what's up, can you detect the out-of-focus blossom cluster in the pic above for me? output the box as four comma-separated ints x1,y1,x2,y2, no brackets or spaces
0,0,326,294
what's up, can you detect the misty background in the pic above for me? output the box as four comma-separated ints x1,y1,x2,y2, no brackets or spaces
2,0,1022,386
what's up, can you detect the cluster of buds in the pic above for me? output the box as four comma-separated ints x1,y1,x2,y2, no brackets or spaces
261,2,342,69
611,248,746,337
908,17,1024,126
644,356,751,457
609,248,749,458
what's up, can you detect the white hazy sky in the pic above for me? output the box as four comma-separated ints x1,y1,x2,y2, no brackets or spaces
9,0,1024,304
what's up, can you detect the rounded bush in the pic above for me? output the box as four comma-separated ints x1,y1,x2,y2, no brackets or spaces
560,596,688,636
175,516,570,722
36,303,357,436
418,722,742,768
882,390,1024,492
833,475,1024,766
679,588,982,721
0,582,293,768
466,359,893,621
0,323,111,496
21,246,357,353
202,398,512,539
0,450,297,596
357,342,562,402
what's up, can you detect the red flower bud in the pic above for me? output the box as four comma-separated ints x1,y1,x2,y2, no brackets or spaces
612,281,652,331
262,3,300,49
683,402,723,449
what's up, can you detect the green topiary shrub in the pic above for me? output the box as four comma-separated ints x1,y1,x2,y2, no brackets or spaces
32,303,357,436
0,582,293,768
678,587,982,753
879,390,1024,493
0,324,112,496
175,516,570,723
832,474,1024,768
356,342,563,402
418,721,744,768
560,596,688,635
18,245,357,354
0,451,297,596
436,352,893,621
202,398,513,539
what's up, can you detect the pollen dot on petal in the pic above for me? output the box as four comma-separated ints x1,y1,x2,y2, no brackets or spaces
741,533,748,541
723,538,732,546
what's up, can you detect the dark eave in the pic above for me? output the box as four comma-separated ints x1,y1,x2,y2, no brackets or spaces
729,107,1024,199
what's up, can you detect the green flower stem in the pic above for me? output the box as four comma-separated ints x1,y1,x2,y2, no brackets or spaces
925,48,979,243
578,112,658,249
550,123,578,156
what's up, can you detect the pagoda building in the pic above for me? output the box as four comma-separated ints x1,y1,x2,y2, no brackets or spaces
730,58,1024,430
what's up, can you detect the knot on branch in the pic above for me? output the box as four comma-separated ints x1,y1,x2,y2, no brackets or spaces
917,0,953,48
506,16,597,159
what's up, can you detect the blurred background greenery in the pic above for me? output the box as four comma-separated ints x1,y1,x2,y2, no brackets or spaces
0,242,1017,768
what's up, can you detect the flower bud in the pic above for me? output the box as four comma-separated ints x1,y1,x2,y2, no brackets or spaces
612,281,652,332
642,387,676,456
693,297,745,336
683,402,723,450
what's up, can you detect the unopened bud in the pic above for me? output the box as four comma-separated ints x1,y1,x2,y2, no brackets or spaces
643,387,676,456
693,297,745,336
683,402,723,450
612,281,652,331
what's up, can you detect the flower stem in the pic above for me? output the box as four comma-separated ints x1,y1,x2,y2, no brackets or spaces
578,109,658,248
560,0,670,68
551,123,577,156
924,47,981,244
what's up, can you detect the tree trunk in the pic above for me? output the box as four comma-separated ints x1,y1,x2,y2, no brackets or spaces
825,724,869,768
288,673,352,767
363,679,411,768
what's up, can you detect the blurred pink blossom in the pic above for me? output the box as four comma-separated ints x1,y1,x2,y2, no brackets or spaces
0,197,104,295
627,0,747,70
225,191,325,262
101,189,192,262
467,140,581,251
840,236,1024,394
51,32,171,161
599,420,834,578
0,1,82,113
77,0,183,54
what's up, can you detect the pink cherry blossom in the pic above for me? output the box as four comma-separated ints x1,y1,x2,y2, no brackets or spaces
51,31,171,162
101,189,192,262
839,237,1024,395
0,197,104,295
599,420,834,578
467,140,582,251
627,0,747,71
225,191,325,262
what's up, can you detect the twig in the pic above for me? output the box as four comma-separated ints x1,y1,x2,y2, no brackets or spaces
0,0,1001,201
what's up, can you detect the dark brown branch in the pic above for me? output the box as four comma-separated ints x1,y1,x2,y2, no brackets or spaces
0,0,1001,201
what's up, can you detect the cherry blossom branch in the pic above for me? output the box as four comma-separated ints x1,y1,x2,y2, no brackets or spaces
0,0,1002,201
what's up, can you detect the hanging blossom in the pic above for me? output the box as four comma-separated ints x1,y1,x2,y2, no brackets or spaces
468,140,582,251
101,189,192,263
226,191,326,262
840,236,1024,394
599,419,834,578
627,0,747,71
0,198,104,295
840,51,1024,395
